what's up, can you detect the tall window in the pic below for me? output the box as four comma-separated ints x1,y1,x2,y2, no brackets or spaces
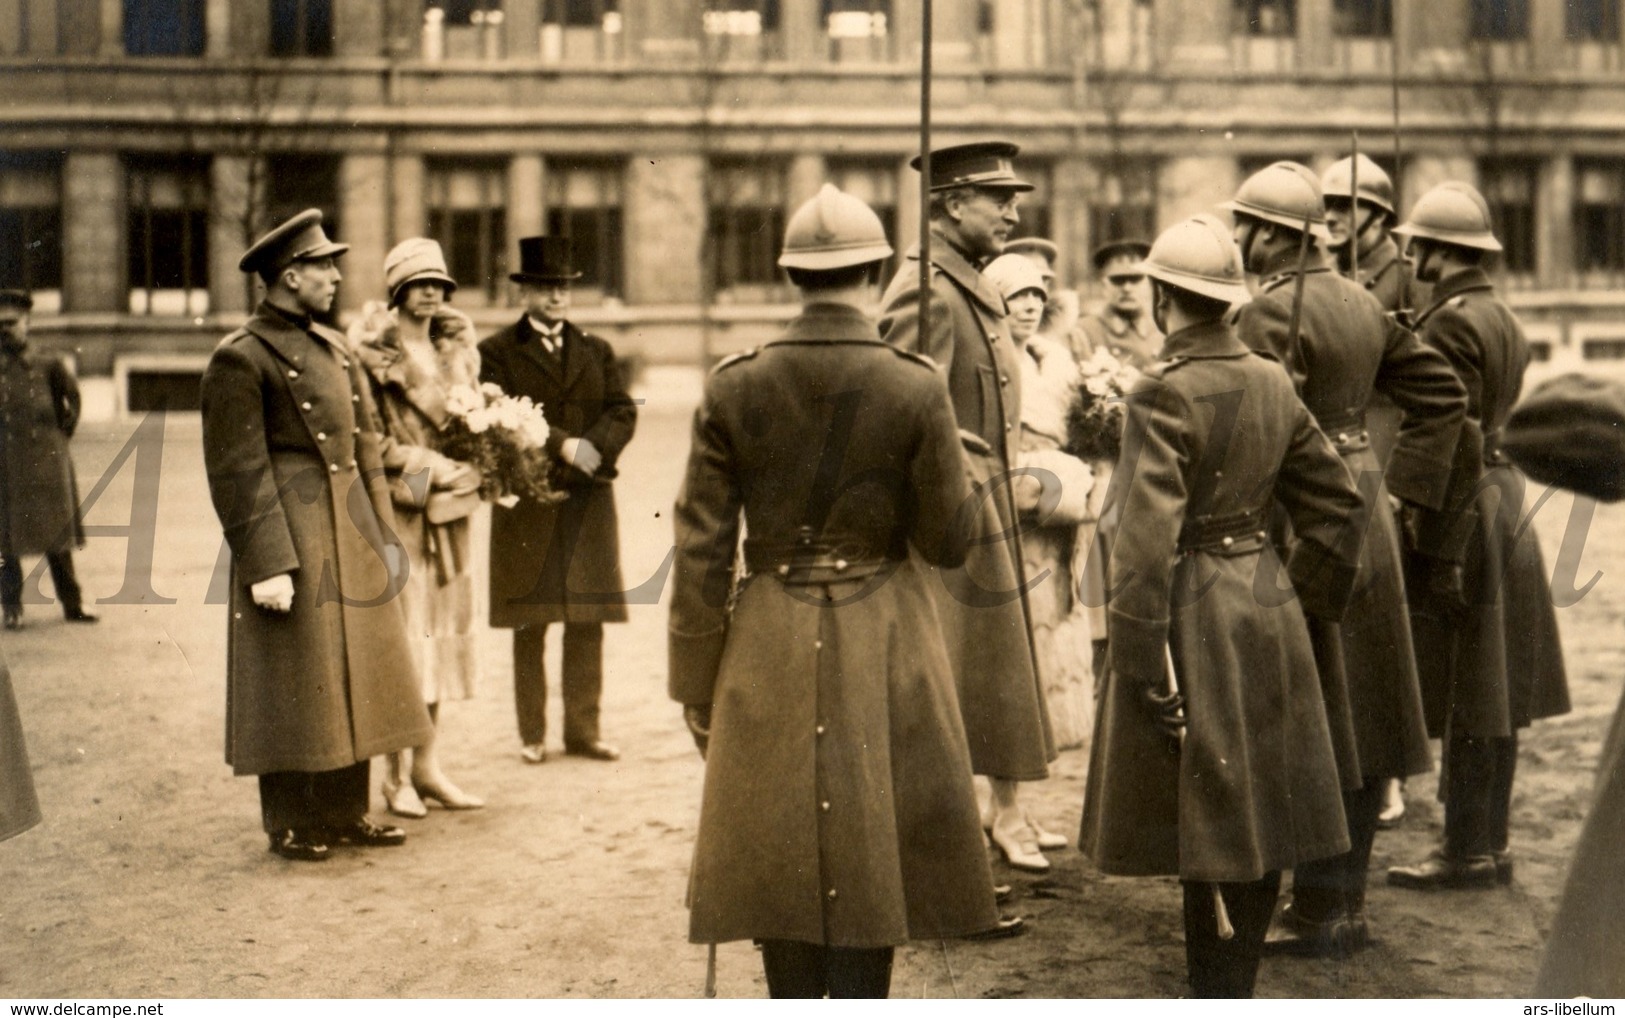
432,0,504,59
0,153,64,312
1233,0,1296,35
708,160,787,294
1084,0,1155,71
1088,162,1157,254
126,156,210,316
270,0,334,56
703,0,782,61
1332,0,1390,36
976,0,1054,69
544,158,624,298
1574,159,1625,281
1470,0,1528,39
1478,158,1537,278
263,154,340,241
1008,162,1052,243
541,0,623,62
427,161,508,305
1567,0,1620,41
124,0,205,55
823,0,892,62
827,159,898,275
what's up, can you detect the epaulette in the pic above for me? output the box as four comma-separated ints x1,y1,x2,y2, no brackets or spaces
710,348,759,375
214,327,251,350
1144,355,1188,378
889,347,939,371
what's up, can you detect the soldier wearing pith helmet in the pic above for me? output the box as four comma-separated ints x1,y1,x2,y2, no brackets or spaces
1385,181,1571,893
1080,212,1364,998
201,209,431,862
671,183,1012,997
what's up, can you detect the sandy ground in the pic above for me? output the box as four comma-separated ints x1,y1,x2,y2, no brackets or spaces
1,383,1621,999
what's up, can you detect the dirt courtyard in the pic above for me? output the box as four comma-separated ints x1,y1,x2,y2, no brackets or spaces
1,381,1621,999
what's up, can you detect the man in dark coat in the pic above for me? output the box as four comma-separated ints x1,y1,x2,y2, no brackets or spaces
1385,182,1570,890
1227,162,1468,954
1,649,41,844
480,236,636,764
671,184,1008,998
1081,214,1365,998
0,289,97,630
1077,239,1162,370
878,141,1058,873
202,210,431,862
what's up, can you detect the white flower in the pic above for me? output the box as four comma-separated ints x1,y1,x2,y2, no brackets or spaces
465,407,494,434
445,383,483,418
1084,374,1113,398
480,381,505,399
520,413,550,449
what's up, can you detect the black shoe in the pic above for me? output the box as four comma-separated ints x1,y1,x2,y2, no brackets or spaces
3,609,20,630
268,829,330,862
1387,850,1498,890
1264,902,1361,958
1492,849,1514,885
63,607,99,624
327,819,407,848
564,740,621,761
963,914,1026,941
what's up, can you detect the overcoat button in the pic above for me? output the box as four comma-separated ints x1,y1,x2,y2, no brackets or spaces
301,401,312,411
820,801,831,812
1337,432,1349,444
834,559,848,572
777,564,790,577
288,370,299,379
1221,536,1234,549
815,725,826,735
317,432,327,441
827,889,838,900
329,463,339,474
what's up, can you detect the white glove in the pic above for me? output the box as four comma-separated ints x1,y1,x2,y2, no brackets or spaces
561,437,602,476
251,573,295,613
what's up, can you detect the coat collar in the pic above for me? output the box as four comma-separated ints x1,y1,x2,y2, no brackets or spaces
1416,267,1495,325
773,302,884,345
1259,263,1333,295
243,301,344,371
1358,235,1403,285
901,227,1008,316
1157,320,1252,362
1093,308,1154,341
350,307,454,428
513,314,587,386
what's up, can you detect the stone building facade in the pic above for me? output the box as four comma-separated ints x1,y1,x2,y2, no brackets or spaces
2,0,1624,409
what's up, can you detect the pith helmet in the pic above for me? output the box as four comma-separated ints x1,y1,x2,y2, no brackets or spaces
1393,181,1503,252
778,183,894,271
1321,153,1396,216
1224,161,1332,241
984,253,1050,302
1136,213,1253,308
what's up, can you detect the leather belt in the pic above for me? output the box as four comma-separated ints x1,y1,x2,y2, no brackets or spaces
744,534,903,586
1318,411,1370,454
1178,510,1271,557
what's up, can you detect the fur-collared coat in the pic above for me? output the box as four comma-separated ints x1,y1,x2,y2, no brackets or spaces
349,301,482,704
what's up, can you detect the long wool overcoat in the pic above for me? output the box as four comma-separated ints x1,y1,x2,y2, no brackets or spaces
478,317,636,629
0,348,84,557
1,652,40,843
1081,321,1364,883
878,232,1054,781
1236,263,1468,782
669,304,1002,948
1405,268,1570,739
201,304,432,776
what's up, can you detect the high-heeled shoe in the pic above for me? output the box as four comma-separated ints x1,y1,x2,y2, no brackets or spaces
1022,808,1069,851
382,776,427,819
415,779,485,810
989,824,1050,874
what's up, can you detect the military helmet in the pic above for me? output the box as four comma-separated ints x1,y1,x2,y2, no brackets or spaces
1392,181,1503,252
1321,153,1396,215
1135,213,1253,308
779,183,894,271
1224,161,1332,241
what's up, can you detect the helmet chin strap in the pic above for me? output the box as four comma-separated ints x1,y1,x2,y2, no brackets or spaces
1236,219,1263,273
1151,280,1172,336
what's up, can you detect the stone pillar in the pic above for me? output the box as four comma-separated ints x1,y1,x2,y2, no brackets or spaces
62,153,123,314
893,0,921,62
24,0,58,54
335,0,383,57
1403,154,1478,204
506,0,540,60
787,154,826,207
98,0,120,55
391,153,425,246
895,155,922,258
624,153,705,305
232,0,267,56
56,0,100,55
1538,153,1573,288
1298,0,1332,70
930,0,978,66
783,0,822,62
1530,0,1567,72
635,0,701,61
1,0,23,53
209,156,255,315
338,155,390,315
1159,155,1239,226
509,154,545,276
1052,154,1088,286
1161,0,1230,70
205,0,229,56
1405,0,1466,71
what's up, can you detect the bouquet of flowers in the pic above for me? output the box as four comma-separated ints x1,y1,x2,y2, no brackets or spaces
439,382,567,507
1065,347,1143,463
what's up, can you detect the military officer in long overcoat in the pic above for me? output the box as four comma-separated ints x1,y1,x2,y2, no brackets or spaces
877,141,1059,873
0,288,97,629
1385,183,1571,890
201,210,431,862
1080,214,1365,998
1227,163,1468,953
480,236,636,764
671,184,1006,998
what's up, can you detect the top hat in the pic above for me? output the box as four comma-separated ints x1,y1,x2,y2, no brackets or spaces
909,141,1034,193
1091,239,1152,273
239,209,349,276
385,238,458,303
510,236,582,285
0,289,33,311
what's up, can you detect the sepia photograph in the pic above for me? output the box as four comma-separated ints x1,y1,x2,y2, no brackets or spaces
3,0,1624,1000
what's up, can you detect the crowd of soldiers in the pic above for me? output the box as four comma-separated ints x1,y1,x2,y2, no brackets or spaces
667,140,1587,998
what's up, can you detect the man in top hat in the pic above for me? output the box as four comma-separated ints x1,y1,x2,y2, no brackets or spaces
1078,239,1161,370
878,141,1060,872
0,289,97,630
479,236,636,765
201,209,431,861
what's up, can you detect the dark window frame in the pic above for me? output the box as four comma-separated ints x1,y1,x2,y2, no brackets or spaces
707,159,789,293
426,159,509,305
1566,0,1620,41
1478,156,1539,276
543,157,626,298
1331,0,1391,38
125,154,211,314
1469,0,1528,40
0,152,65,296
270,0,334,56
123,0,206,56
1233,0,1296,37
1573,158,1625,276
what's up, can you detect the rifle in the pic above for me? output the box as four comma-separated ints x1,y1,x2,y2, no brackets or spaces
1348,130,1361,286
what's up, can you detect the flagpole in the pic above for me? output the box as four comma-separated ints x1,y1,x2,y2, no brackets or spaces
919,0,933,326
